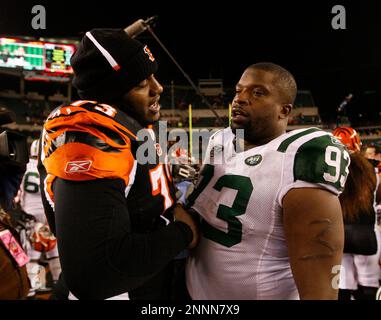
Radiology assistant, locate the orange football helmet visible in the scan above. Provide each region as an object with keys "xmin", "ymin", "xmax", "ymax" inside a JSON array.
[
  {"xmin": 30, "ymin": 223, "xmax": 57, "ymax": 252},
  {"xmin": 332, "ymin": 126, "xmax": 362, "ymax": 153}
]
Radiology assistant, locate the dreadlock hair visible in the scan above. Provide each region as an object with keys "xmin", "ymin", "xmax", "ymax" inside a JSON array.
[{"xmin": 339, "ymin": 152, "xmax": 377, "ymax": 223}]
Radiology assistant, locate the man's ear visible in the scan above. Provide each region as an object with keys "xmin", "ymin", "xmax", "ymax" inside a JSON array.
[{"xmin": 279, "ymin": 104, "xmax": 292, "ymax": 119}]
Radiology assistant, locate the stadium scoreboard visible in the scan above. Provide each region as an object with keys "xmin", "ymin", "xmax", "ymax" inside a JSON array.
[{"xmin": 0, "ymin": 37, "xmax": 76, "ymax": 73}]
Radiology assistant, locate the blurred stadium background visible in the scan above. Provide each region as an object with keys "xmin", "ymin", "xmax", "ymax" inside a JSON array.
[{"xmin": 0, "ymin": 35, "xmax": 380, "ymax": 150}]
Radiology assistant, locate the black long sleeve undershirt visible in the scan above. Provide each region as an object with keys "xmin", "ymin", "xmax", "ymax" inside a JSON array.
[{"xmin": 53, "ymin": 178, "xmax": 192, "ymax": 299}]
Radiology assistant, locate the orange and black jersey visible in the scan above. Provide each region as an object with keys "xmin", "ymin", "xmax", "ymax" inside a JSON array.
[
  {"xmin": 39, "ymin": 100, "xmax": 176, "ymax": 233},
  {"xmin": 37, "ymin": 101, "xmax": 191, "ymax": 299}
]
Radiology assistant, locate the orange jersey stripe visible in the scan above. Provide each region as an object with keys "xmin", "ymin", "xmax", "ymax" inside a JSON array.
[
  {"xmin": 43, "ymin": 142, "xmax": 135, "ymax": 185},
  {"xmin": 46, "ymin": 108, "xmax": 137, "ymax": 142},
  {"xmin": 44, "ymin": 174, "xmax": 56, "ymax": 204}
]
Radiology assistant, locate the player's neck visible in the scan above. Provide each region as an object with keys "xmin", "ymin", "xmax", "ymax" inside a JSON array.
[{"xmin": 234, "ymin": 138, "xmax": 257, "ymax": 152}]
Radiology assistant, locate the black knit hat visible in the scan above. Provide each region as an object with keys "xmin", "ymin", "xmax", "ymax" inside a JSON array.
[{"xmin": 71, "ymin": 28, "xmax": 158, "ymax": 101}]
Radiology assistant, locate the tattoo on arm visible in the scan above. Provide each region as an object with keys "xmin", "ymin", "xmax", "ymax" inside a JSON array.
[{"xmin": 299, "ymin": 219, "xmax": 337, "ymax": 260}]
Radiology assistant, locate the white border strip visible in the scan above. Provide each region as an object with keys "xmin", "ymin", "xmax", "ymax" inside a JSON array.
[
  {"xmin": 124, "ymin": 160, "xmax": 138, "ymax": 198},
  {"xmin": 43, "ymin": 174, "xmax": 55, "ymax": 210}
]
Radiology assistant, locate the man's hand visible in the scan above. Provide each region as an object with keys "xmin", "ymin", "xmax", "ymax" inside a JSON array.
[{"xmin": 173, "ymin": 204, "xmax": 199, "ymax": 249}]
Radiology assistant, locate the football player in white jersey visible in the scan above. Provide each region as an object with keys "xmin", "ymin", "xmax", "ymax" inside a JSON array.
[
  {"xmin": 185, "ymin": 62, "xmax": 349, "ymax": 300},
  {"xmin": 20, "ymin": 140, "xmax": 61, "ymax": 295}
]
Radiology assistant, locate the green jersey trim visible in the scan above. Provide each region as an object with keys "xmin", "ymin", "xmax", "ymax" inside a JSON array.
[
  {"xmin": 293, "ymin": 134, "xmax": 350, "ymax": 192},
  {"xmin": 277, "ymin": 128, "xmax": 321, "ymax": 153}
]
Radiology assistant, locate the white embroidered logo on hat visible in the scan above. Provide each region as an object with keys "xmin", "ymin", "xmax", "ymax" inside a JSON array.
[{"xmin": 143, "ymin": 45, "xmax": 155, "ymax": 62}]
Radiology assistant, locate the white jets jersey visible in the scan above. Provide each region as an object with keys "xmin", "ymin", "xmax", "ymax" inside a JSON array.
[
  {"xmin": 186, "ymin": 127, "xmax": 350, "ymax": 300},
  {"xmin": 20, "ymin": 158, "xmax": 45, "ymax": 222}
]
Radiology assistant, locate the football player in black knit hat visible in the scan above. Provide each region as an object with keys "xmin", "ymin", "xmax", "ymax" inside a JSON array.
[{"xmin": 38, "ymin": 28, "xmax": 198, "ymax": 300}]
